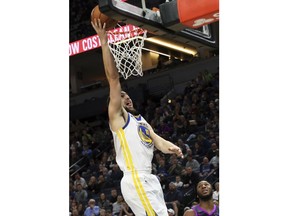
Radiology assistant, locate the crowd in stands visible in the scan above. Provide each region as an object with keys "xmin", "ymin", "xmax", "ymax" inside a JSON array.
[
  {"xmin": 69, "ymin": 71, "xmax": 219, "ymax": 216},
  {"xmin": 70, "ymin": 0, "xmax": 98, "ymax": 42}
]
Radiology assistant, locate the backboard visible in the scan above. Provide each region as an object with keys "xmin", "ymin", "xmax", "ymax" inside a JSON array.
[{"xmin": 98, "ymin": 0, "xmax": 219, "ymax": 51}]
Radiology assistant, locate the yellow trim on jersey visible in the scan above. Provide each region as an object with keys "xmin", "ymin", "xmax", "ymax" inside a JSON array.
[{"xmin": 117, "ymin": 129, "xmax": 155, "ymax": 216}]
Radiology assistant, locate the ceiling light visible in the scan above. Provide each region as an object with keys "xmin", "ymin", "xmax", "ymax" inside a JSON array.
[
  {"xmin": 144, "ymin": 37, "xmax": 197, "ymax": 55},
  {"xmin": 141, "ymin": 47, "xmax": 171, "ymax": 58}
]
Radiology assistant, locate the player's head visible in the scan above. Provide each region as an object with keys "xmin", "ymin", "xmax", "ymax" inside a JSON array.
[
  {"xmin": 121, "ymin": 91, "xmax": 133, "ymax": 108},
  {"xmin": 121, "ymin": 91, "xmax": 139, "ymax": 115},
  {"xmin": 196, "ymin": 180, "xmax": 213, "ymax": 201},
  {"xmin": 106, "ymin": 90, "xmax": 139, "ymax": 115}
]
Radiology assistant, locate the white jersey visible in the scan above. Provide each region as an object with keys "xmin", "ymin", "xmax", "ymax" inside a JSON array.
[
  {"xmin": 111, "ymin": 112, "xmax": 168, "ymax": 216},
  {"xmin": 111, "ymin": 112, "xmax": 154, "ymax": 173}
]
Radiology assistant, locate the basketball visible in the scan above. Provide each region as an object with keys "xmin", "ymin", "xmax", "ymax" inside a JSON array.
[{"xmin": 91, "ymin": 5, "xmax": 118, "ymax": 30}]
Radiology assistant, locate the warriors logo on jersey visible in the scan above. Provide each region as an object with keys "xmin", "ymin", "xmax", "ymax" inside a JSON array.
[{"xmin": 137, "ymin": 122, "xmax": 153, "ymax": 148}]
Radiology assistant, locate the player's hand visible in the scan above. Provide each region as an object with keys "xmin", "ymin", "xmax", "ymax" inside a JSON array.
[
  {"xmin": 168, "ymin": 146, "xmax": 184, "ymax": 158},
  {"xmin": 91, "ymin": 18, "xmax": 108, "ymax": 44}
]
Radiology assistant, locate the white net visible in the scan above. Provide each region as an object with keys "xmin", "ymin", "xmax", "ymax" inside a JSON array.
[{"xmin": 107, "ymin": 26, "xmax": 147, "ymax": 79}]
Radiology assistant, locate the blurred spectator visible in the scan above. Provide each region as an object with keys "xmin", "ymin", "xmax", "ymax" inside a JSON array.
[
  {"xmin": 181, "ymin": 100, "xmax": 190, "ymax": 117},
  {"xmin": 205, "ymin": 118, "xmax": 219, "ymax": 134},
  {"xmin": 165, "ymin": 182, "xmax": 183, "ymax": 216},
  {"xmin": 196, "ymin": 134, "xmax": 210, "ymax": 154},
  {"xmin": 74, "ymin": 124, "xmax": 84, "ymax": 137},
  {"xmin": 176, "ymin": 139, "xmax": 189, "ymax": 156},
  {"xmin": 158, "ymin": 119, "xmax": 173, "ymax": 137},
  {"xmin": 152, "ymin": 152, "xmax": 164, "ymax": 169},
  {"xmin": 191, "ymin": 142, "xmax": 205, "ymax": 161},
  {"xmin": 199, "ymin": 157, "xmax": 215, "ymax": 179},
  {"xmin": 98, "ymin": 164, "xmax": 107, "ymax": 176},
  {"xmin": 207, "ymin": 100, "xmax": 218, "ymax": 120},
  {"xmin": 206, "ymin": 143, "xmax": 218, "ymax": 160},
  {"xmin": 70, "ymin": 200, "xmax": 79, "ymax": 214},
  {"xmin": 70, "ymin": 142, "xmax": 79, "ymax": 154},
  {"xmin": 185, "ymin": 155, "xmax": 200, "ymax": 173},
  {"xmin": 83, "ymin": 158, "xmax": 98, "ymax": 179},
  {"xmin": 99, "ymin": 153, "xmax": 111, "ymax": 170},
  {"xmin": 181, "ymin": 167, "xmax": 200, "ymax": 189},
  {"xmin": 106, "ymin": 209, "xmax": 113, "ymax": 216},
  {"xmin": 71, "ymin": 209, "xmax": 79, "ymax": 216},
  {"xmin": 167, "ymin": 154, "xmax": 177, "ymax": 166},
  {"xmin": 78, "ymin": 203, "xmax": 85, "ymax": 215},
  {"xmin": 109, "ymin": 188, "xmax": 118, "ymax": 205},
  {"xmin": 183, "ymin": 148, "xmax": 193, "ymax": 158},
  {"xmin": 99, "ymin": 208, "xmax": 106, "ymax": 216},
  {"xmin": 119, "ymin": 201, "xmax": 134, "ymax": 216},
  {"xmin": 112, "ymin": 195, "xmax": 124, "ymax": 216},
  {"xmin": 104, "ymin": 167, "xmax": 115, "ymax": 188},
  {"xmin": 97, "ymin": 174, "xmax": 110, "ymax": 189},
  {"xmin": 98, "ymin": 193, "xmax": 111, "ymax": 211},
  {"xmin": 144, "ymin": 98, "xmax": 157, "ymax": 122},
  {"xmin": 186, "ymin": 133, "xmax": 197, "ymax": 143},
  {"xmin": 158, "ymin": 173, "xmax": 170, "ymax": 193},
  {"xmin": 70, "ymin": 150, "xmax": 80, "ymax": 172},
  {"xmin": 87, "ymin": 176, "xmax": 101, "ymax": 199},
  {"xmin": 209, "ymin": 149, "xmax": 219, "ymax": 169},
  {"xmin": 74, "ymin": 183, "xmax": 88, "ymax": 206},
  {"xmin": 82, "ymin": 128, "xmax": 93, "ymax": 143},
  {"xmin": 82, "ymin": 141, "xmax": 93, "ymax": 160},
  {"xmin": 174, "ymin": 175, "xmax": 183, "ymax": 189},
  {"xmin": 109, "ymin": 164, "xmax": 123, "ymax": 183},
  {"xmin": 213, "ymin": 182, "xmax": 219, "ymax": 204},
  {"xmin": 84, "ymin": 199, "xmax": 100, "ymax": 216},
  {"xmin": 107, "ymin": 148, "xmax": 117, "ymax": 169},
  {"xmin": 70, "ymin": 181, "xmax": 76, "ymax": 201},
  {"xmin": 168, "ymin": 157, "xmax": 183, "ymax": 176},
  {"xmin": 172, "ymin": 109, "xmax": 187, "ymax": 138},
  {"xmin": 215, "ymin": 133, "xmax": 219, "ymax": 146},
  {"xmin": 74, "ymin": 173, "xmax": 88, "ymax": 190},
  {"xmin": 156, "ymin": 157, "xmax": 169, "ymax": 177}
]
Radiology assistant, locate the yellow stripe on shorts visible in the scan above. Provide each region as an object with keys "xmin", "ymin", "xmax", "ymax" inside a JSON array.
[{"xmin": 117, "ymin": 129, "xmax": 155, "ymax": 216}]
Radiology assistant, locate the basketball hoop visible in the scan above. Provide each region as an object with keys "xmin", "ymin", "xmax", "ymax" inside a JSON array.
[{"xmin": 107, "ymin": 26, "xmax": 147, "ymax": 79}]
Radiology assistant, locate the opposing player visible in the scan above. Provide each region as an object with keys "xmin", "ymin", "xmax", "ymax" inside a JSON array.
[
  {"xmin": 184, "ymin": 180, "xmax": 219, "ymax": 216},
  {"xmin": 91, "ymin": 18, "xmax": 183, "ymax": 216}
]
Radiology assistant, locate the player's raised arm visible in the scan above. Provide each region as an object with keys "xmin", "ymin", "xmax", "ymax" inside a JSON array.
[{"xmin": 91, "ymin": 19, "xmax": 124, "ymax": 126}]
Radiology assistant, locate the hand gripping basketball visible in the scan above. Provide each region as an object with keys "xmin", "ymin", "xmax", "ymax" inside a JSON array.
[{"xmin": 91, "ymin": 5, "xmax": 118, "ymax": 30}]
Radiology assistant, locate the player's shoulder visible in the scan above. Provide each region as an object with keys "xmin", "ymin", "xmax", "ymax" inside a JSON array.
[
  {"xmin": 109, "ymin": 107, "xmax": 129, "ymax": 130},
  {"xmin": 183, "ymin": 209, "xmax": 196, "ymax": 216}
]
